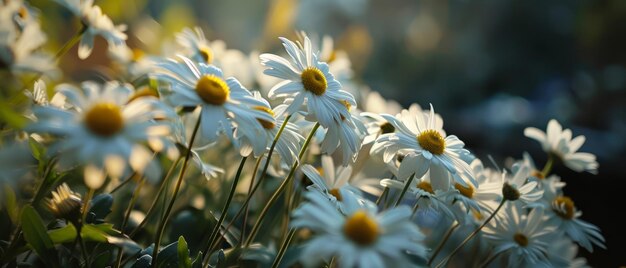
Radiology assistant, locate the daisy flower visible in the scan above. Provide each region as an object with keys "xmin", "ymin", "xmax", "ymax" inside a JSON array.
[
  {"xmin": 175, "ymin": 27, "xmax": 253, "ymax": 87},
  {"xmin": 524, "ymin": 119, "xmax": 598, "ymax": 174},
  {"xmin": 0, "ymin": 3, "xmax": 57, "ymax": 76},
  {"xmin": 380, "ymin": 175, "xmax": 456, "ymax": 220},
  {"xmin": 291, "ymin": 188, "xmax": 427, "ymax": 268},
  {"xmin": 47, "ymin": 183, "xmax": 82, "ymax": 222},
  {"xmin": 319, "ymin": 104, "xmax": 366, "ymax": 166},
  {"xmin": 152, "ymin": 56, "xmax": 274, "ymax": 148},
  {"xmin": 501, "ymin": 163, "xmax": 543, "ymax": 205},
  {"xmin": 300, "ymin": 155, "xmax": 379, "ymax": 207},
  {"xmin": 446, "ymin": 158, "xmax": 503, "ymax": 216},
  {"xmin": 483, "ymin": 204, "xmax": 555, "ymax": 266},
  {"xmin": 371, "ymin": 104, "xmax": 476, "ymax": 191},
  {"xmin": 27, "ymin": 81, "xmax": 174, "ymax": 189},
  {"xmin": 537, "ymin": 238, "xmax": 590, "ymax": 268},
  {"xmin": 545, "ymin": 195, "xmax": 605, "ymax": 252},
  {"xmin": 259, "ymin": 34, "xmax": 355, "ymax": 128},
  {"xmin": 233, "ymin": 91, "xmax": 304, "ymax": 165},
  {"xmin": 54, "ymin": 0, "xmax": 127, "ymax": 59}
]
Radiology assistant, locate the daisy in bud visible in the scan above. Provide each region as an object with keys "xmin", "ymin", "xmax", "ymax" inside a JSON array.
[
  {"xmin": 53, "ymin": 0, "xmax": 127, "ymax": 59},
  {"xmin": 371, "ymin": 104, "xmax": 476, "ymax": 191},
  {"xmin": 27, "ymin": 81, "xmax": 174, "ymax": 189},
  {"xmin": 483, "ymin": 204, "xmax": 555, "ymax": 266},
  {"xmin": 524, "ymin": 119, "xmax": 598, "ymax": 174},
  {"xmin": 152, "ymin": 56, "xmax": 274, "ymax": 148},
  {"xmin": 546, "ymin": 195, "xmax": 605, "ymax": 252},
  {"xmin": 291, "ymin": 188, "xmax": 427, "ymax": 268},
  {"xmin": 259, "ymin": 34, "xmax": 355, "ymax": 128},
  {"xmin": 47, "ymin": 183, "xmax": 82, "ymax": 223},
  {"xmin": 233, "ymin": 91, "xmax": 304, "ymax": 165}
]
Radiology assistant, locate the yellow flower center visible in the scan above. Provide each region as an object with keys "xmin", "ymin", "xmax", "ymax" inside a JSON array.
[
  {"xmin": 18, "ymin": 6, "xmax": 28, "ymax": 19},
  {"xmin": 380, "ymin": 122, "xmax": 395, "ymax": 134},
  {"xmin": 130, "ymin": 48, "xmax": 145, "ymax": 62},
  {"xmin": 127, "ymin": 87, "xmax": 158, "ymax": 103},
  {"xmin": 513, "ymin": 233, "xmax": 529, "ymax": 247},
  {"xmin": 416, "ymin": 181, "xmax": 434, "ymax": 194},
  {"xmin": 195, "ymin": 75, "xmax": 230, "ymax": 105},
  {"xmin": 343, "ymin": 210, "xmax": 379, "ymax": 246},
  {"xmin": 84, "ymin": 103, "xmax": 124, "ymax": 137},
  {"xmin": 502, "ymin": 183, "xmax": 520, "ymax": 201},
  {"xmin": 531, "ymin": 170, "xmax": 545, "ymax": 179},
  {"xmin": 301, "ymin": 67, "xmax": 327, "ymax": 96},
  {"xmin": 454, "ymin": 183, "xmax": 474, "ymax": 199},
  {"xmin": 552, "ymin": 196, "xmax": 575, "ymax": 220},
  {"xmin": 329, "ymin": 188, "xmax": 342, "ymax": 201},
  {"xmin": 417, "ymin": 129, "xmax": 445, "ymax": 155},
  {"xmin": 199, "ymin": 46, "xmax": 213, "ymax": 63},
  {"xmin": 252, "ymin": 106, "xmax": 276, "ymax": 129}
]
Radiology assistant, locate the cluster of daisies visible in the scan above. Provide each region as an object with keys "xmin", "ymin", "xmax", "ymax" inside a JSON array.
[{"xmin": 0, "ymin": 0, "xmax": 605, "ymax": 267}]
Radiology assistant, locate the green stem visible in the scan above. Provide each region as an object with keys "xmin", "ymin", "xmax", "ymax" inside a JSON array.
[
  {"xmin": 435, "ymin": 199, "xmax": 506, "ymax": 268},
  {"xmin": 115, "ymin": 176, "xmax": 146, "ymax": 268},
  {"xmin": 129, "ymin": 157, "xmax": 182, "ymax": 238},
  {"xmin": 151, "ymin": 115, "xmax": 202, "ymax": 267},
  {"xmin": 55, "ymin": 24, "xmax": 87, "ymax": 60},
  {"xmin": 109, "ymin": 172, "xmax": 137, "ymax": 195},
  {"xmin": 394, "ymin": 174, "xmax": 416, "ymax": 207},
  {"xmin": 202, "ymin": 156, "xmax": 248, "ymax": 263},
  {"xmin": 208, "ymin": 115, "xmax": 293, "ymax": 250},
  {"xmin": 478, "ymin": 249, "xmax": 503, "ymax": 268},
  {"xmin": 375, "ymin": 187, "xmax": 389, "ymax": 206},
  {"xmin": 75, "ymin": 223, "xmax": 90, "ymax": 268},
  {"xmin": 270, "ymin": 228, "xmax": 296, "ymax": 268},
  {"xmin": 541, "ymin": 154, "xmax": 554, "ymax": 178},
  {"xmin": 244, "ymin": 123, "xmax": 320, "ymax": 247},
  {"xmin": 427, "ymin": 221, "xmax": 459, "ymax": 266},
  {"xmin": 240, "ymin": 156, "xmax": 263, "ymax": 242}
]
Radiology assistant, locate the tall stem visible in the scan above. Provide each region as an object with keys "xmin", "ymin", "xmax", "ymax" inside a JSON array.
[
  {"xmin": 55, "ymin": 24, "xmax": 87, "ymax": 60},
  {"xmin": 240, "ymin": 156, "xmax": 263, "ymax": 242},
  {"xmin": 270, "ymin": 228, "xmax": 296, "ymax": 268},
  {"xmin": 202, "ymin": 156, "xmax": 248, "ymax": 263},
  {"xmin": 115, "ymin": 176, "xmax": 145, "ymax": 268},
  {"xmin": 435, "ymin": 199, "xmax": 506, "ymax": 268},
  {"xmin": 394, "ymin": 174, "xmax": 415, "ymax": 207},
  {"xmin": 151, "ymin": 115, "xmax": 202, "ymax": 267},
  {"xmin": 244, "ymin": 123, "xmax": 320, "ymax": 247},
  {"xmin": 129, "ymin": 158, "xmax": 182, "ymax": 238},
  {"xmin": 209, "ymin": 115, "xmax": 293, "ymax": 249},
  {"xmin": 541, "ymin": 154, "xmax": 554, "ymax": 177},
  {"xmin": 427, "ymin": 221, "xmax": 459, "ymax": 266}
]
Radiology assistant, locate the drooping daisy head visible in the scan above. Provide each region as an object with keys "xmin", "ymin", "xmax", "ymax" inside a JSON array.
[
  {"xmin": 291, "ymin": 188, "xmax": 427, "ymax": 268},
  {"xmin": 371, "ymin": 104, "xmax": 476, "ymax": 192},
  {"xmin": 524, "ymin": 119, "xmax": 598, "ymax": 174},
  {"xmin": 259, "ymin": 34, "xmax": 356, "ymax": 128},
  {"xmin": 27, "ymin": 81, "xmax": 174, "ymax": 189},
  {"xmin": 501, "ymin": 163, "xmax": 543, "ymax": 205},
  {"xmin": 152, "ymin": 56, "xmax": 274, "ymax": 147},
  {"xmin": 545, "ymin": 195, "xmax": 606, "ymax": 252},
  {"xmin": 53, "ymin": 0, "xmax": 127, "ymax": 59}
]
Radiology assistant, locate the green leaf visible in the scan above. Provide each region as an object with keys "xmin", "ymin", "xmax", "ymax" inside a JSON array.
[
  {"xmin": 177, "ymin": 236, "xmax": 191, "ymax": 268},
  {"xmin": 28, "ymin": 136, "xmax": 46, "ymax": 162},
  {"xmin": 48, "ymin": 223, "xmax": 140, "ymax": 253},
  {"xmin": 21, "ymin": 205, "xmax": 58, "ymax": 267},
  {"xmin": 0, "ymin": 102, "xmax": 27, "ymax": 129},
  {"xmin": 156, "ymin": 241, "xmax": 179, "ymax": 268},
  {"xmin": 3, "ymin": 185, "xmax": 19, "ymax": 223}
]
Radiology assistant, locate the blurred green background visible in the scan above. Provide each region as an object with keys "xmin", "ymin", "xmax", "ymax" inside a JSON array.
[{"xmin": 32, "ymin": 0, "xmax": 626, "ymax": 266}]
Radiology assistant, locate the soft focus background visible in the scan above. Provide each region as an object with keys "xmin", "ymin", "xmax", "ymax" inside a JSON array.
[{"xmin": 32, "ymin": 0, "xmax": 626, "ymax": 266}]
